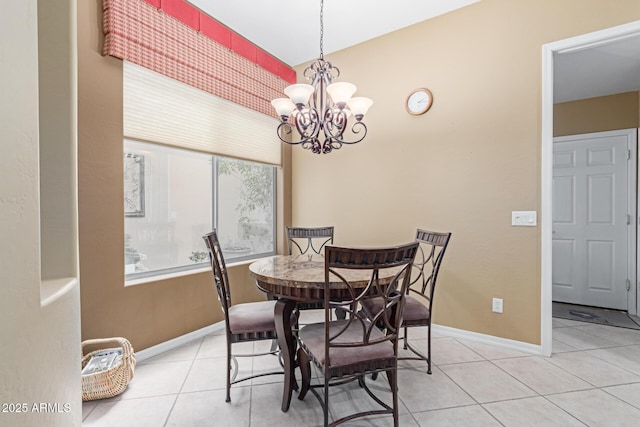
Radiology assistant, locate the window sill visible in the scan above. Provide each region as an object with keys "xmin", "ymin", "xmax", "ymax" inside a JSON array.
[{"xmin": 124, "ymin": 257, "xmax": 269, "ymax": 287}]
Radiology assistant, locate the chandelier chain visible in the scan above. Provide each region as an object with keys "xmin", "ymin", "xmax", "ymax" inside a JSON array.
[{"xmin": 319, "ymin": 0, "xmax": 324, "ymax": 59}]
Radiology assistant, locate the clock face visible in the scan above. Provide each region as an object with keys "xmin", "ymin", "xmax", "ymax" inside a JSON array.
[{"xmin": 406, "ymin": 89, "xmax": 433, "ymax": 115}]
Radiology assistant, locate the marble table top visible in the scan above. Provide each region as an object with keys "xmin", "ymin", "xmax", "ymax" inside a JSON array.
[{"xmin": 249, "ymin": 254, "xmax": 401, "ymax": 301}]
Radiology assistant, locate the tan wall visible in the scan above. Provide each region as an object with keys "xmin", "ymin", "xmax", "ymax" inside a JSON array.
[
  {"xmin": 292, "ymin": 0, "xmax": 640, "ymax": 344},
  {"xmin": 77, "ymin": 0, "xmax": 291, "ymax": 351},
  {"xmin": 554, "ymin": 92, "xmax": 640, "ymax": 136}
]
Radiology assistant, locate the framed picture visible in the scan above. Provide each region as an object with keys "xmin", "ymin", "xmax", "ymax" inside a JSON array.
[{"xmin": 124, "ymin": 153, "xmax": 145, "ymax": 217}]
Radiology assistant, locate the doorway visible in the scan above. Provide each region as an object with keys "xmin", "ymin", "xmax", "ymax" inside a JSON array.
[{"xmin": 542, "ymin": 21, "xmax": 640, "ymax": 357}]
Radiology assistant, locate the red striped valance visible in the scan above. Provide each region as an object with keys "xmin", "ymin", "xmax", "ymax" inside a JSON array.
[{"xmin": 102, "ymin": 0, "xmax": 294, "ymax": 118}]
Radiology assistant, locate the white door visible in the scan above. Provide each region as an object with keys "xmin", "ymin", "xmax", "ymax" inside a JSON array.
[{"xmin": 552, "ymin": 130, "xmax": 633, "ymax": 310}]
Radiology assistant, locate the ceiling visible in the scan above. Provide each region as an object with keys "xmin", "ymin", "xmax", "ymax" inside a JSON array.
[
  {"xmin": 189, "ymin": 0, "xmax": 640, "ymax": 103},
  {"xmin": 554, "ymin": 34, "xmax": 640, "ymax": 103},
  {"xmin": 188, "ymin": 0, "xmax": 481, "ymax": 66}
]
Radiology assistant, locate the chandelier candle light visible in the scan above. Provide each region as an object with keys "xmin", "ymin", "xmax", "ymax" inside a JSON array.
[{"xmin": 271, "ymin": 0, "xmax": 373, "ymax": 154}]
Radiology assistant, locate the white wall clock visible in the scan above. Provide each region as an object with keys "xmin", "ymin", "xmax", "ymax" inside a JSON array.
[{"xmin": 405, "ymin": 88, "xmax": 433, "ymax": 115}]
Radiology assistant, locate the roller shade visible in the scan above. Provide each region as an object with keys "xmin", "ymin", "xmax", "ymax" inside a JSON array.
[{"xmin": 124, "ymin": 61, "xmax": 281, "ymax": 166}]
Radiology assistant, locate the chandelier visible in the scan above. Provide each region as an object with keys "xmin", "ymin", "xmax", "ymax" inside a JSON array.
[{"xmin": 271, "ymin": 0, "xmax": 373, "ymax": 154}]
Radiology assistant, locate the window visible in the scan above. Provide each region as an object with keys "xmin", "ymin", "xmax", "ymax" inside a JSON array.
[
  {"xmin": 122, "ymin": 61, "xmax": 281, "ymax": 281},
  {"xmin": 216, "ymin": 157, "xmax": 275, "ymax": 259},
  {"xmin": 124, "ymin": 140, "xmax": 276, "ymax": 280}
]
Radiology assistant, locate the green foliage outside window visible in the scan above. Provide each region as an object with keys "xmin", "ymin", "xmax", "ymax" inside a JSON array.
[{"xmin": 217, "ymin": 158, "xmax": 273, "ymax": 217}]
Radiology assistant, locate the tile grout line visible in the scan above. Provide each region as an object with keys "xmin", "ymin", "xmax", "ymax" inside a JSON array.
[
  {"xmin": 546, "ymin": 347, "xmax": 640, "ymax": 387},
  {"xmin": 600, "ymin": 384, "xmax": 640, "ymax": 411},
  {"xmin": 434, "ymin": 337, "xmax": 508, "ymax": 426},
  {"xmin": 81, "ymin": 402, "xmax": 97, "ymax": 422},
  {"xmin": 489, "ymin": 329, "xmax": 640, "ymax": 425},
  {"xmin": 162, "ymin": 337, "xmax": 206, "ymax": 427}
]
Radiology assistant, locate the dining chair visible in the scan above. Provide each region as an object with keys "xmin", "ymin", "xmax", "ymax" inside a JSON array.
[
  {"xmin": 267, "ymin": 226, "xmax": 336, "ymax": 354},
  {"xmin": 361, "ymin": 229, "xmax": 452, "ymax": 374},
  {"xmin": 296, "ymin": 242, "xmax": 419, "ymax": 427},
  {"xmin": 202, "ymin": 230, "xmax": 283, "ymax": 402},
  {"xmin": 286, "ymin": 226, "xmax": 335, "ymax": 315},
  {"xmin": 286, "ymin": 226, "xmax": 334, "ymax": 256}
]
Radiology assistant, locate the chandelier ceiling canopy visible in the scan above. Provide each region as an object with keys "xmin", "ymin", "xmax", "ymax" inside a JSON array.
[{"xmin": 271, "ymin": 0, "xmax": 373, "ymax": 154}]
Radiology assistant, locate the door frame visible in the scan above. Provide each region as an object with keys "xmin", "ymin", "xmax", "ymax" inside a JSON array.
[
  {"xmin": 542, "ymin": 20, "xmax": 640, "ymax": 357},
  {"xmin": 552, "ymin": 129, "xmax": 637, "ymax": 312}
]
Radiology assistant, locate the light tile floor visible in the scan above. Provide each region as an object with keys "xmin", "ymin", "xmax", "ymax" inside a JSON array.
[{"xmin": 82, "ymin": 314, "xmax": 640, "ymax": 426}]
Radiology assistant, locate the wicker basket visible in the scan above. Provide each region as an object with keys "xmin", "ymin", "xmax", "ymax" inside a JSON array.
[{"xmin": 81, "ymin": 337, "xmax": 136, "ymax": 401}]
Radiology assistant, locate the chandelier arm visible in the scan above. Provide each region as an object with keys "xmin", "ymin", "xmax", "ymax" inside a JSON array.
[
  {"xmin": 275, "ymin": 122, "xmax": 323, "ymax": 147},
  {"xmin": 275, "ymin": 108, "xmax": 324, "ymax": 146},
  {"xmin": 322, "ymin": 118, "xmax": 367, "ymax": 146},
  {"xmin": 275, "ymin": 122, "xmax": 308, "ymax": 146}
]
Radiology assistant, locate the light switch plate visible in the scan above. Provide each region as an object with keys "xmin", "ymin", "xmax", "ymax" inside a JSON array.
[{"xmin": 512, "ymin": 211, "xmax": 537, "ymax": 226}]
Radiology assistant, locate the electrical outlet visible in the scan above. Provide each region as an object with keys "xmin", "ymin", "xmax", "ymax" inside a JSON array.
[{"xmin": 492, "ymin": 298, "xmax": 503, "ymax": 313}]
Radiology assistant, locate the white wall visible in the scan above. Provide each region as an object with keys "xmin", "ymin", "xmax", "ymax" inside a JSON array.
[{"xmin": 0, "ymin": 1, "xmax": 81, "ymax": 426}]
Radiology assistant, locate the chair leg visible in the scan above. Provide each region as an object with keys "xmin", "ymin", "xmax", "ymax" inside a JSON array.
[
  {"xmin": 323, "ymin": 375, "xmax": 330, "ymax": 427},
  {"xmin": 387, "ymin": 368, "xmax": 399, "ymax": 427},
  {"xmin": 403, "ymin": 325, "xmax": 409, "ymax": 350},
  {"xmin": 427, "ymin": 324, "xmax": 432, "ymax": 374},
  {"xmin": 358, "ymin": 374, "xmax": 366, "ymax": 388},
  {"xmin": 226, "ymin": 340, "xmax": 232, "ymax": 402},
  {"xmin": 297, "ymin": 348, "xmax": 311, "ymax": 400},
  {"xmin": 294, "ymin": 306, "xmax": 301, "ymax": 330}
]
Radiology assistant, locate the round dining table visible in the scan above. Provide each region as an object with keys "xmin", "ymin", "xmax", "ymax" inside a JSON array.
[{"xmin": 248, "ymin": 253, "xmax": 398, "ymax": 412}]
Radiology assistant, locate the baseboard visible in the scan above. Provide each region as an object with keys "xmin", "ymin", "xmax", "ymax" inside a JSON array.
[
  {"xmin": 134, "ymin": 322, "xmax": 224, "ymax": 362},
  {"xmin": 432, "ymin": 324, "xmax": 543, "ymax": 356},
  {"xmin": 135, "ymin": 321, "xmax": 542, "ymax": 362}
]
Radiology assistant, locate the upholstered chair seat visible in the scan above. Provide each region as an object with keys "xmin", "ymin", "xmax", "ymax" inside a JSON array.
[
  {"xmin": 227, "ymin": 300, "xmax": 277, "ymax": 335},
  {"xmin": 362, "ymin": 295, "xmax": 431, "ymax": 327},
  {"xmin": 299, "ymin": 320, "xmax": 395, "ymax": 372}
]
